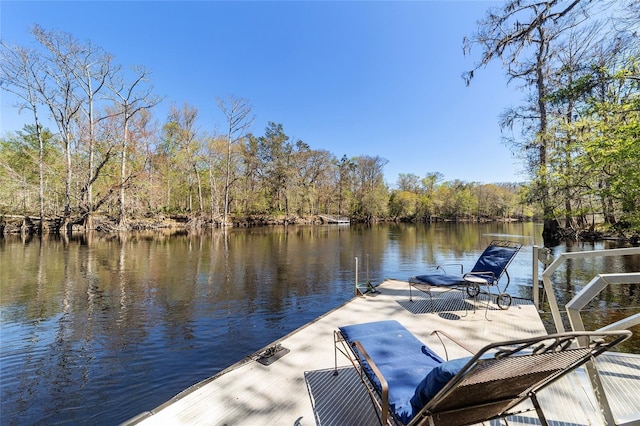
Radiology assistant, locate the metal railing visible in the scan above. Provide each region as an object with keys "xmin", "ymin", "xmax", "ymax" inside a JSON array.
[
  {"xmin": 533, "ymin": 246, "xmax": 640, "ymax": 425},
  {"xmin": 567, "ymin": 272, "xmax": 640, "ymax": 333},
  {"xmin": 534, "ymin": 246, "xmax": 640, "ymax": 333}
]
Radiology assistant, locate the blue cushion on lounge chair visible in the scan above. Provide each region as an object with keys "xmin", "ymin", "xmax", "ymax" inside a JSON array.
[
  {"xmin": 411, "ymin": 273, "xmax": 466, "ymax": 287},
  {"xmin": 339, "ymin": 320, "xmax": 444, "ymax": 424},
  {"xmin": 410, "ymin": 356, "xmax": 471, "ymax": 416}
]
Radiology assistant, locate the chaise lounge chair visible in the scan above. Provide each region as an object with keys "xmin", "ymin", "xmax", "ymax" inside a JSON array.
[
  {"xmin": 333, "ymin": 319, "xmax": 631, "ymax": 426},
  {"xmin": 408, "ymin": 240, "xmax": 522, "ymax": 311}
]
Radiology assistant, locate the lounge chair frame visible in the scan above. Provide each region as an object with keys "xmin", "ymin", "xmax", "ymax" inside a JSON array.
[
  {"xmin": 409, "ymin": 240, "xmax": 523, "ymax": 312},
  {"xmin": 334, "ymin": 323, "xmax": 631, "ymax": 426}
]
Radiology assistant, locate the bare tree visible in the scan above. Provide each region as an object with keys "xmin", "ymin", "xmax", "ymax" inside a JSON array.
[
  {"xmin": 31, "ymin": 25, "xmax": 86, "ymax": 230},
  {"xmin": 216, "ymin": 96, "xmax": 253, "ymax": 227},
  {"xmin": 107, "ymin": 66, "xmax": 161, "ymax": 227},
  {"xmin": 163, "ymin": 103, "xmax": 204, "ymax": 215},
  {"xmin": 205, "ymin": 135, "xmax": 226, "ymax": 218},
  {"xmin": 0, "ymin": 42, "xmax": 48, "ymax": 231},
  {"xmin": 64, "ymin": 38, "xmax": 116, "ymax": 230}
]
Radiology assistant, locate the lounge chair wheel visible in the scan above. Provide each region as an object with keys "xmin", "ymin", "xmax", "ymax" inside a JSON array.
[
  {"xmin": 497, "ymin": 293, "xmax": 512, "ymax": 309},
  {"xmin": 466, "ymin": 283, "xmax": 480, "ymax": 297}
]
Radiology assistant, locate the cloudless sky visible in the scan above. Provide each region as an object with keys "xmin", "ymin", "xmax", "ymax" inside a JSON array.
[{"xmin": 1, "ymin": 1, "xmax": 528, "ymax": 187}]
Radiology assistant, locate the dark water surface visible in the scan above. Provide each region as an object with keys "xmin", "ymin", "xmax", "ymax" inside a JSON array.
[{"xmin": 1, "ymin": 222, "xmax": 639, "ymax": 425}]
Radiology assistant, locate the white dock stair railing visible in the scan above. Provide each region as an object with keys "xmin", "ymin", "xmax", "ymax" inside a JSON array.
[
  {"xmin": 536, "ymin": 246, "xmax": 640, "ymax": 426},
  {"xmin": 567, "ymin": 271, "xmax": 640, "ymax": 426}
]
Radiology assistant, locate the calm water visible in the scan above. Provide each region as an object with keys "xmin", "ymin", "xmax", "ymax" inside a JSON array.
[{"xmin": 1, "ymin": 222, "xmax": 639, "ymax": 425}]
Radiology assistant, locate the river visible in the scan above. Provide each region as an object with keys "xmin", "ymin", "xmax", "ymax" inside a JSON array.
[{"xmin": 1, "ymin": 222, "xmax": 638, "ymax": 425}]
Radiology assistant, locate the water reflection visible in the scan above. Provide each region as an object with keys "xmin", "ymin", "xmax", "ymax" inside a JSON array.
[{"xmin": 1, "ymin": 223, "xmax": 638, "ymax": 425}]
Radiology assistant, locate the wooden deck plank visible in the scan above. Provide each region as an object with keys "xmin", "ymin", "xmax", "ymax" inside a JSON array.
[{"xmin": 128, "ymin": 279, "xmax": 635, "ymax": 426}]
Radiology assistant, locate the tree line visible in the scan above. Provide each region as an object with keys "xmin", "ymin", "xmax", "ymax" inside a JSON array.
[
  {"xmin": 0, "ymin": 25, "xmax": 523, "ymax": 233},
  {"xmin": 2, "ymin": 0, "xmax": 639, "ymax": 236},
  {"xmin": 0, "ymin": 118, "xmax": 526, "ymax": 230}
]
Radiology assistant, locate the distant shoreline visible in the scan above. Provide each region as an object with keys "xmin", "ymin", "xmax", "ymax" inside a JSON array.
[{"xmin": 2, "ymin": 213, "xmax": 637, "ymax": 245}]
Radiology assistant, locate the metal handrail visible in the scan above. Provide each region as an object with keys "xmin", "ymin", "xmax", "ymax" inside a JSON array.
[
  {"xmin": 536, "ymin": 246, "xmax": 640, "ymax": 426},
  {"xmin": 532, "ymin": 246, "xmax": 554, "ymax": 309},
  {"xmin": 565, "ymin": 270, "xmax": 640, "ymax": 426},
  {"xmin": 539, "ymin": 247, "xmax": 640, "ymax": 333},
  {"xmin": 567, "ymin": 272, "xmax": 640, "ymax": 333}
]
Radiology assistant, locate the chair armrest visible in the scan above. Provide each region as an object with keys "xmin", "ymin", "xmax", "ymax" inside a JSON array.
[
  {"xmin": 430, "ymin": 330, "xmax": 476, "ymax": 360},
  {"xmin": 354, "ymin": 340, "xmax": 389, "ymax": 423},
  {"xmin": 437, "ymin": 263, "xmax": 464, "ymax": 274},
  {"xmin": 464, "ymin": 271, "xmax": 496, "ymax": 284}
]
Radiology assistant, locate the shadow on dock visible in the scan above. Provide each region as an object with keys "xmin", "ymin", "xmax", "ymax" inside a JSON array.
[{"xmin": 304, "ymin": 367, "xmax": 381, "ymax": 426}]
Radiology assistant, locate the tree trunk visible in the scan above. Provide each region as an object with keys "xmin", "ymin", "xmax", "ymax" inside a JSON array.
[
  {"xmin": 35, "ymin": 118, "xmax": 45, "ymax": 234},
  {"xmin": 119, "ymin": 116, "xmax": 128, "ymax": 227},
  {"xmin": 223, "ymin": 137, "xmax": 232, "ymax": 227},
  {"xmin": 534, "ymin": 26, "xmax": 558, "ymax": 239},
  {"xmin": 193, "ymin": 163, "xmax": 203, "ymax": 213},
  {"xmin": 208, "ymin": 167, "xmax": 220, "ymax": 221},
  {"xmin": 64, "ymin": 133, "xmax": 72, "ymax": 220},
  {"xmin": 85, "ymin": 91, "xmax": 95, "ymax": 233}
]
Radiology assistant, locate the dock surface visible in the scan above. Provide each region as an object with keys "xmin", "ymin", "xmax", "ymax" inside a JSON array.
[{"xmin": 129, "ymin": 279, "xmax": 639, "ymax": 426}]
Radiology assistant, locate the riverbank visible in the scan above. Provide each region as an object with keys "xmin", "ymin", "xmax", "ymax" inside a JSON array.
[
  {"xmin": 1, "ymin": 212, "xmax": 638, "ymax": 245},
  {"xmin": 0, "ymin": 213, "xmax": 333, "ymax": 234}
]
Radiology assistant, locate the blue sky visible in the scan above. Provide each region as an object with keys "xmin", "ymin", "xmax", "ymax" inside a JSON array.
[{"xmin": 1, "ymin": 1, "xmax": 526, "ymax": 186}]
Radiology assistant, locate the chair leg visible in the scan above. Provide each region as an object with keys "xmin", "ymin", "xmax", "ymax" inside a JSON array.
[
  {"xmin": 530, "ymin": 392, "xmax": 550, "ymax": 426},
  {"xmin": 482, "ymin": 283, "xmax": 493, "ymax": 320},
  {"xmin": 333, "ymin": 331, "xmax": 340, "ymax": 376},
  {"xmin": 468, "ymin": 283, "xmax": 479, "ymax": 314},
  {"xmin": 427, "ymin": 290, "xmax": 434, "ymax": 314}
]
